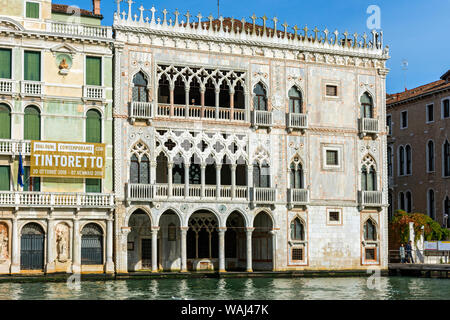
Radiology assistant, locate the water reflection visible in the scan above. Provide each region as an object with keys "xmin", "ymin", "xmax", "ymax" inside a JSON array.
[{"xmin": 0, "ymin": 277, "xmax": 448, "ymax": 300}]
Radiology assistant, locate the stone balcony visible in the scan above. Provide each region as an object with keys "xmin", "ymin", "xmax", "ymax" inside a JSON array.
[
  {"xmin": 126, "ymin": 183, "xmax": 249, "ymax": 203},
  {"xmin": 287, "ymin": 113, "xmax": 308, "ymax": 132},
  {"xmin": 287, "ymin": 188, "xmax": 309, "ymax": 208},
  {"xmin": 0, "ymin": 79, "xmax": 17, "ymax": 96},
  {"xmin": 83, "ymin": 85, "xmax": 105, "ymax": 102},
  {"xmin": 155, "ymin": 104, "xmax": 247, "ymax": 122},
  {"xmin": 48, "ymin": 21, "xmax": 113, "ymax": 39},
  {"xmin": 250, "ymin": 187, "xmax": 277, "ymax": 208},
  {"xmin": 130, "ymin": 101, "xmax": 153, "ymax": 123},
  {"xmin": 252, "ymin": 110, "xmax": 273, "ymax": 130},
  {"xmin": 21, "ymin": 80, "xmax": 43, "ymax": 97},
  {"xmin": 358, "ymin": 117, "xmax": 379, "ymax": 138},
  {"xmin": 0, "ymin": 140, "xmax": 31, "ymax": 156},
  {"xmin": 0, "ymin": 191, "xmax": 114, "ymax": 210},
  {"xmin": 358, "ymin": 190, "xmax": 383, "ymax": 210}
]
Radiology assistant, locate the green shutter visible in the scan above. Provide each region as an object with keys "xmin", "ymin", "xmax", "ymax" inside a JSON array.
[
  {"xmin": 86, "ymin": 57, "xmax": 101, "ymax": 86},
  {"xmin": 0, "ymin": 49, "xmax": 11, "ymax": 79},
  {"xmin": 26, "ymin": 2, "xmax": 39, "ymax": 18},
  {"xmin": 24, "ymin": 51, "xmax": 40, "ymax": 81},
  {"xmin": 0, "ymin": 166, "xmax": 10, "ymax": 191},
  {"xmin": 0, "ymin": 104, "xmax": 11, "ymax": 139},
  {"xmin": 86, "ymin": 110, "xmax": 101, "ymax": 143},
  {"xmin": 85, "ymin": 179, "xmax": 101, "ymax": 193},
  {"xmin": 24, "ymin": 106, "xmax": 40, "ymax": 140}
]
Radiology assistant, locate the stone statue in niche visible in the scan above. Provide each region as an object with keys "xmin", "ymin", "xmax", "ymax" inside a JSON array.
[
  {"xmin": 0, "ymin": 225, "xmax": 8, "ymax": 260},
  {"xmin": 55, "ymin": 224, "xmax": 69, "ymax": 263}
]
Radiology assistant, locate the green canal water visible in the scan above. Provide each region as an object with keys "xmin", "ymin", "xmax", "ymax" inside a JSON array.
[{"xmin": 0, "ymin": 277, "xmax": 448, "ymax": 300}]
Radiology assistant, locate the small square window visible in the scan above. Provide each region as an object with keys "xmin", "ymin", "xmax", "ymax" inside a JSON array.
[
  {"xmin": 426, "ymin": 104, "xmax": 434, "ymax": 122},
  {"xmin": 326, "ymin": 85, "xmax": 338, "ymax": 97},
  {"xmin": 26, "ymin": 2, "xmax": 40, "ymax": 19},
  {"xmin": 400, "ymin": 111, "xmax": 408, "ymax": 129},
  {"xmin": 326, "ymin": 150, "xmax": 338, "ymax": 166},
  {"xmin": 292, "ymin": 248, "xmax": 304, "ymax": 261},
  {"xmin": 329, "ymin": 211, "xmax": 340, "ymax": 222},
  {"xmin": 443, "ymin": 99, "xmax": 450, "ymax": 119},
  {"xmin": 365, "ymin": 248, "xmax": 376, "ymax": 260}
]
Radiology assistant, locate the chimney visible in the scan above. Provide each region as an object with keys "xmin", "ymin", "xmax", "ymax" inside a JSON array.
[{"xmin": 92, "ymin": 0, "xmax": 101, "ymax": 15}]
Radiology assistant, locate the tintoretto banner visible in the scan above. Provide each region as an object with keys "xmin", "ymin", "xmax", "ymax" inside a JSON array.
[{"xmin": 30, "ymin": 140, "xmax": 106, "ymax": 178}]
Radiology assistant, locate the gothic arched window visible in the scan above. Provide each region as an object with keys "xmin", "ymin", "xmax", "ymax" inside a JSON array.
[
  {"xmin": 364, "ymin": 219, "xmax": 377, "ymax": 241},
  {"xmin": 290, "ymin": 161, "xmax": 304, "ymax": 189},
  {"xmin": 288, "ymin": 86, "xmax": 302, "ymax": 114},
  {"xmin": 132, "ymin": 72, "xmax": 148, "ymax": 102},
  {"xmin": 427, "ymin": 140, "xmax": 435, "ymax": 172},
  {"xmin": 361, "ymin": 156, "xmax": 377, "ymax": 191},
  {"xmin": 253, "ymin": 83, "xmax": 267, "ymax": 111},
  {"xmin": 130, "ymin": 154, "xmax": 150, "ymax": 184},
  {"xmin": 290, "ymin": 218, "xmax": 304, "ymax": 241},
  {"xmin": 360, "ymin": 92, "xmax": 374, "ymax": 118}
]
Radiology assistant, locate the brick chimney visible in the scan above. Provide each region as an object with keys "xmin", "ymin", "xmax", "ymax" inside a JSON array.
[{"xmin": 92, "ymin": 0, "xmax": 101, "ymax": 15}]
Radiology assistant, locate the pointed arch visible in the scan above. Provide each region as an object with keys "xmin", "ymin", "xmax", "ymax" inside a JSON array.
[
  {"xmin": 288, "ymin": 85, "xmax": 303, "ymax": 113},
  {"xmin": 131, "ymin": 71, "xmax": 149, "ymax": 102},
  {"xmin": 363, "ymin": 218, "xmax": 377, "ymax": 241},
  {"xmin": 290, "ymin": 216, "xmax": 305, "ymax": 241},
  {"xmin": 253, "ymin": 82, "xmax": 268, "ymax": 111}
]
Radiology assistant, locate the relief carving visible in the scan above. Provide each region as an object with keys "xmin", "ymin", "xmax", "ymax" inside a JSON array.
[
  {"xmin": 0, "ymin": 223, "xmax": 8, "ymax": 260},
  {"xmin": 55, "ymin": 223, "xmax": 70, "ymax": 263}
]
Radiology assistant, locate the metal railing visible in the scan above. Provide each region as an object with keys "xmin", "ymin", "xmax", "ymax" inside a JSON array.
[
  {"xmin": 0, "ymin": 191, "xmax": 114, "ymax": 208},
  {"xmin": 388, "ymin": 249, "xmax": 450, "ymax": 264}
]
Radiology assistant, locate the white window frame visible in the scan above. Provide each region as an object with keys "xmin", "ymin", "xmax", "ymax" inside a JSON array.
[
  {"xmin": 400, "ymin": 110, "xmax": 408, "ymax": 129},
  {"xmin": 441, "ymin": 97, "xmax": 450, "ymax": 119},
  {"xmin": 322, "ymin": 145, "xmax": 343, "ymax": 171},
  {"xmin": 326, "ymin": 208, "xmax": 343, "ymax": 225},
  {"xmin": 426, "ymin": 103, "xmax": 434, "ymax": 123},
  {"xmin": 24, "ymin": 1, "xmax": 41, "ymax": 20},
  {"xmin": 84, "ymin": 54, "xmax": 104, "ymax": 87}
]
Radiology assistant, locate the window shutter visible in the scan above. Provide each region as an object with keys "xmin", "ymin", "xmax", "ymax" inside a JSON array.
[
  {"xmin": 26, "ymin": 2, "xmax": 39, "ymax": 18},
  {"xmin": 86, "ymin": 179, "xmax": 101, "ymax": 193},
  {"xmin": 24, "ymin": 51, "xmax": 40, "ymax": 81},
  {"xmin": 24, "ymin": 107, "xmax": 40, "ymax": 140},
  {"xmin": 0, "ymin": 49, "xmax": 11, "ymax": 79},
  {"xmin": 86, "ymin": 57, "xmax": 101, "ymax": 86},
  {"xmin": 0, "ymin": 166, "xmax": 10, "ymax": 190},
  {"xmin": 0, "ymin": 104, "xmax": 11, "ymax": 139},
  {"xmin": 86, "ymin": 110, "xmax": 101, "ymax": 143}
]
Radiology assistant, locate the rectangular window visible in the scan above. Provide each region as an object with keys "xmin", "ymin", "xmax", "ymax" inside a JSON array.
[
  {"xmin": 326, "ymin": 150, "xmax": 338, "ymax": 166},
  {"xmin": 23, "ymin": 166, "xmax": 40, "ymax": 191},
  {"xmin": 85, "ymin": 178, "xmax": 101, "ymax": 193},
  {"xmin": 0, "ymin": 48, "xmax": 12, "ymax": 79},
  {"xmin": 400, "ymin": 111, "xmax": 408, "ymax": 129},
  {"xmin": 25, "ymin": 2, "xmax": 40, "ymax": 19},
  {"xmin": 386, "ymin": 115, "xmax": 392, "ymax": 135},
  {"xmin": 329, "ymin": 211, "xmax": 340, "ymax": 222},
  {"xmin": 292, "ymin": 248, "xmax": 304, "ymax": 261},
  {"xmin": 365, "ymin": 248, "xmax": 376, "ymax": 261},
  {"xmin": 326, "ymin": 85, "xmax": 337, "ymax": 97},
  {"xmin": 24, "ymin": 51, "xmax": 41, "ymax": 81},
  {"xmin": 0, "ymin": 165, "xmax": 10, "ymax": 190},
  {"xmin": 443, "ymin": 99, "xmax": 450, "ymax": 119},
  {"xmin": 426, "ymin": 104, "xmax": 434, "ymax": 122},
  {"xmin": 86, "ymin": 56, "xmax": 102, "ymax": 86}
]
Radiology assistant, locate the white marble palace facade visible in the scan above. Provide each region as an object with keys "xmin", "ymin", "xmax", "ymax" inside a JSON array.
[{"xmin": 112, "ymin": 3, "xmax": 390, "ymax": 273}]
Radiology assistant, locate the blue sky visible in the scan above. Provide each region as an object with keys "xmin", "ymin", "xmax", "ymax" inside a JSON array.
[{"xmin": 59, "ymin": 0, "xmax": 449, "ymax": 94}]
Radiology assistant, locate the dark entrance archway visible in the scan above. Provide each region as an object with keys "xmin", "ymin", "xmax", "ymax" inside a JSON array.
[
  {"xmin": 81, "ymin": 223, "xmax": 104, "ymax": 265},
  {"xmin": 20, "ymin": 223, "xmax": 45, "ymax": 270},
  {"xmin": 225, "ymin": 211, "xmax": 247, "ymax": 270},
  {"xmin": 252, "ymin": 211, "xmax": 273, "ymax": 271},
  {"xmin": 159, "ymin": 210, "xmax": 181, "ymax": 271},
  {"xmin": 127, "ymin": 209, "xmax": 152, "ymax": 271}
]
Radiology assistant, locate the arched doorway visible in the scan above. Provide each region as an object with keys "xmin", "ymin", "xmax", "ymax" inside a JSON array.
[
  {"xmin": 159, "ymin": 210, "xmax": 181, "ymax": 271},
  {"xmin": 127, "ymin": 209, "xmax": 152, "ymax": 271},
  {"xmin": 225, "ymin": 211, "xmax": 247, "ymax": 270},
  {"xmin": 81, "ymin": 223, "xmax": 104, "ymax": 265},
  {"xmin": 252, "ymin": 211, "xmax": 273, "ymax": 271},
  {"xmin": 187, "ymin": 210, "xmax": 219, "ymax": 271},
  {"xmin": 20, "ymin": 223, "xmax": 45, "ymax": 270}
]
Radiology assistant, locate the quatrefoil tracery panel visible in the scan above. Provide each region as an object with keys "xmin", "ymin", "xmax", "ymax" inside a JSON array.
[
  {"xmin": 130, "ymin": 142, "xmax": 150, "ymax": 162},
  {"xmin": 154, "ymin": 129, "xmax": 248, "ymax": 165},
  {"xmin": 253, "ymin": 146, "xmax": 270, "ymax": 166},
  {"xmin": 361, "ymin": 154, "xmax": 377, "ymax": 171}
]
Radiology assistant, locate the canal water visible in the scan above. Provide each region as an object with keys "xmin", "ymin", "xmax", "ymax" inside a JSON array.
[{"xmin": 0, "ymin": 277, "xmax": 448, "ymax": 300}]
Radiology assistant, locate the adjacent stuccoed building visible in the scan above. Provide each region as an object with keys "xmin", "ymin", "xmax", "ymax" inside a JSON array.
[
  {"xmin": 0, "ymin": 0, "xmax": 114, "ymax": 274},
  {"xmin": 386, "ymin": 71, "xmax": 450, "ymax": 227},
  {"xmin": 112, "ymin": 3, "xmax": 390, "ymax": 273}
]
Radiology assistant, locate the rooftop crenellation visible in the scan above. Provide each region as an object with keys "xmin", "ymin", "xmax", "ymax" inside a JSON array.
[{"xmin": 113, "ymin": 1, "xmax": 389, "ymax": 57}]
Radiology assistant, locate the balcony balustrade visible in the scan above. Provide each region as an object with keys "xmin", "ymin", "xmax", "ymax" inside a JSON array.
[
  {"xmin": 252, "ymin": 110, "xmax": 273, "ymax": 129},
  {"xmin": 251, "ymin": 187, "xmax": 276, "ymax": 206},
  {"xmin": 0, "ymin": 191, "xmax": 114, "ymax": 209},
  {"xmin": 155, "ymin": 104, "xmax": 246, "ymax": 122},
  {"xmin": 0, "ymin": 79, "xmax": 16, "ymax": 95},
  {"xmin": 83, "ymin": 85, "xmax": 105, "ymax": 101},
  {"xmin": 287, "ymin": 188, "xmax": 309, "ymax": 208},
  {"xmin": 358, "ymin": 190, "xmax": 383, "ymax": 209},
  {"xmin": 0, "ymin": 140, "xmax": 31, "ymax": 155},
  {"xmin": 358, "ymin": 117, "xmax": 379, "ymax": 137},
  {"xmin": 21, "ymin": 81, "xmax": 43, "ymax": 97},
  {"xmin": 130, "ymin": 101, "xmax": 153, "ymax": 122},
  {"xmin": 49, "ymin": 21, "xmax": 112, "ymax": 39},
  {"xmin": 287, "ymin": 113, "xmax": 308, "ymax": 132}
]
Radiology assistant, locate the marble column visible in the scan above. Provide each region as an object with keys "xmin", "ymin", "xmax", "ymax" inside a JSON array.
[
  {"xmin": 105, "ymin": 217, "xmax": 114, "ymax": 273},
  {"xmin": 167, "ymin": 162, "xmax": 173, "ymax": 197},
  {"xmin": 169, "ymin": 86, "xmax": 174, "ymax": 116},
  {"xmin": 247, "ymin": 165, "xmax": 253, "ymax": 202},
  {"xmin": 215, "ymin": 88, "xmax": 220, "ymax": 120},
  {"xmin": 231, "ymin": 164, "xmax": 236, "ymax": 199},
  {"xmin": 185, "ymin": 87, "xmax": 190, "ymax": 118},
  {"xmin": 10, "ymin": 217, "xmax": 20, "ymax": 274},
  {"xmin": 200, "ymin": 164, "xmax": 206, "ymax": 198},
  {"xmin": 245, "ymin": 227, "xmax": 254, "ymax": 272},
  {"xmin": 72, "ymin": 218, "xmax": 81, "ymax": 273},
  {"xmin": 215, "ymin": 164, "xmax": 222, "ymax": 199},
  {"xmin": 184, "ymin": 162, "xmax": 190, "ymax": 198},
  {"xmin": 180, "ymin": 227, "xmax": 188, "ymax": 272},
  {"xmin": 270, "ymin": 229, "xmax": 278, "ymax": 271},
  {"xmin": 218, "ymin": 227, "xmax": 226, "ymax": 272},
  {"xmin": 229, "ymin": 91, "xmax": 234, "ymax": 120},
  {"xmin": 151, "ymin": 227, "xmax": 159, "ymax": 272},
  {"xmin": 45, "ymin": 217, "xmax": 55, "ymax": 273},
  {"xmin": 200, "ymin": 89, "xmax": 205, "ymax": 118},
  {"xmin": 150, "ymin": 160, "xmax": 157, "ymax": 184},
  {"xmin": 119, "ymin": 227, "xmax": 131, "ymax": 273}
]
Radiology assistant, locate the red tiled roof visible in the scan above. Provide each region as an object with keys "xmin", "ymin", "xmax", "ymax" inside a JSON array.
[
  {"xmin": 52, "ymin": 3, "xmax": 103, "ymax": 20},
  {"xmin": 387, "ymin": 76, "xmax": 450, "ymax": 106}
]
